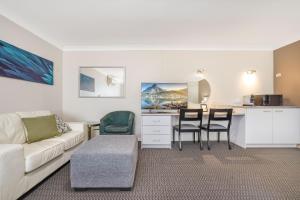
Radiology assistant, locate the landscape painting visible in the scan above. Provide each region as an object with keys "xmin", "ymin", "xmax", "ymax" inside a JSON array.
[
  {"xmin": 0, "ymin": 40, "xmax": 53, "ymax": 85},
  {"xmin": 141, "ymin": 83, "xmax": 188, "ymax": 110}
]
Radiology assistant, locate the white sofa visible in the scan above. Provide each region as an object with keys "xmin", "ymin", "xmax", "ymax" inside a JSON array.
[{"xmin": 0, "ymin": 111, "xmax": 87, "ymax": 200}]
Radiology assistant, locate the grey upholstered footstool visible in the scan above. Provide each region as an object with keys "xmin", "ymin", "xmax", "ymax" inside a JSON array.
[{"xmin": 70, "ymin": 135, "xmax": 138, "ymax": 190}]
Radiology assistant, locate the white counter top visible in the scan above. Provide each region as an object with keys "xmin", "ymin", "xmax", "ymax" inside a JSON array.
[
  {"xmin": 141, "ymin": 106, "xmax": 300, "ymax": 117},
  {"xmin": 233, "ymin": 105, "xmax": 300, "ymax": 109},
  {"xmin": 141, "ymin": 111, "xmax": 245, "ymax": 116}
]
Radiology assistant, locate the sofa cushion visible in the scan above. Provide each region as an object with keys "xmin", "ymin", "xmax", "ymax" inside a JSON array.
[
  {"xmin": 16, "ymin": 110, "xmax": 51, "ymax": 118},
  {"xmin": 104, "ymin": 125, "xmax": 129, "ymax": 133},
  {"xmin": 23, "ymin": 139, "xmax": 64, "ymax": 173},
  {"xmin": 0, "ymin": 113, "xmax": 26, "ymax": 144},
  {"xmin": 22, "ymin": 115, "xmax": 61, "ymax": 144},
  {"xmin": 52, "ymin": 131, "xmax": 84, "ymax": 150}
]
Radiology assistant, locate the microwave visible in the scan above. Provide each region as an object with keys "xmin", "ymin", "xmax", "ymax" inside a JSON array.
[{"xmin": 243, "ymin": 95, "xmax": 283, "ymax": 106}]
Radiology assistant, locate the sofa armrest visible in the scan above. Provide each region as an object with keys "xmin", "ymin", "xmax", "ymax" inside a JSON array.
[
  {"xmin": 0, "ymin": 144, "xmax": 25, "ymax": 200},
  {"xmin": 67, "ymin": 122, "xmax": 87, "ymax": 140},
  {"xmin": 67, "ymin": 122, "xmax": 85, "ymax": 132}
]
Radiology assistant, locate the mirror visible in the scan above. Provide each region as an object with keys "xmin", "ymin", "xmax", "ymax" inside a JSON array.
[
  {"xmin": 188, "ymin": 79, "xmax": 211, "ymax": 103},
  {"xmin": 79, "ymin": 67, "xmax": 125, "ymax": 98}
]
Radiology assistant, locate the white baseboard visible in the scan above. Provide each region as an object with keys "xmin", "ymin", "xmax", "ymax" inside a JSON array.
[{"xmin": 245, "ymin": 144, "xmax": 297, "ymax": 148}]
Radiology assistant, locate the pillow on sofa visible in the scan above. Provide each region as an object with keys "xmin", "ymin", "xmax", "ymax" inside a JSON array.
[
  {"xmin": 22, "ymin": 115, "xmax": 61, "ymax": 143},
  {"xmin": 55, "ymin": 115, "xmax": 72, "ymax": 134}
]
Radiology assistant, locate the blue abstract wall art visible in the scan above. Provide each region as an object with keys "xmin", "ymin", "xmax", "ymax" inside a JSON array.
[
  {"xmin": 0, "ymin": 40, "xmax": 54, "ymax": 85},
  {"xmin": 80, "ymin": 73, "xmax": 95, "ymax": 92}
]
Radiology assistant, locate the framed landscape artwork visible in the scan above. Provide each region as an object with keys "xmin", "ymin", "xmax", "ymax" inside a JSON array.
[{"xmin": 0, "ymin": 40, "xmax": 54, "ymax": 85}]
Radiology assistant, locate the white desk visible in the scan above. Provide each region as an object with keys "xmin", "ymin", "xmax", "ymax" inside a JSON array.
[
  {"xmin": 141, "ymin": 110, "xmax": 246, "ymax": 149},
  {"xmin": 141, "ymin": 107, "xmax": 300, "ymax": 149}
]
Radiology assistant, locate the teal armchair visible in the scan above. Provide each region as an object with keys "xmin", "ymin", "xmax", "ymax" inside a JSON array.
[{"xmin": 100, "ymin": 111, "xmax": 135, "ymax": 135}]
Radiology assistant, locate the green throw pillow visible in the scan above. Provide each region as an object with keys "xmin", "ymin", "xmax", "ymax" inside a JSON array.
[{"xmin": 22, "ymin": 115, "xmax": 61, "ymax": 144}]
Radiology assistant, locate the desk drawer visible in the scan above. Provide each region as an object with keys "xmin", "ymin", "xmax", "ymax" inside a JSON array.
[
  {"xmin": 142, "ymin": 116, "xmax": 171, "ymax": 126},
  {"xmin": 142, "ymin": 126, "xmax": 171, "ymax": 135},
  {"xmin": 142, "ymin": 134, "xmax": 170, "ymax": 144}
]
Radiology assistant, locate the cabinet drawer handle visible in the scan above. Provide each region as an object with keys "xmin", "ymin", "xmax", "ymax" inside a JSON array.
[
  {"xmin": 153, "ymin": 130, "xmax": 161, "ymax": 133},
  {"xmin": 263, "ymin": 110, "xmax": 271, "ymax": 112},
  {"xmin": 275, "ymin": 110, "xmax": 283, "ymax": 112},
  {"xmin": 153, "ymin": 120, "xmax": 161, "ymax": 123},
  {"xmin": 152, "ymin": 139, "xmax": 160, "ymax": 142}
]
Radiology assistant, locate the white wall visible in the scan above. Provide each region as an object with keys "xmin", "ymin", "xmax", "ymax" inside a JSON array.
[
  {"xmin": 0, "ymin": 15, "xmax": 63, "ymax": 115},
  {"xmin": 63, "ymin": 50, "xmax": 273, "ymax": 136}
]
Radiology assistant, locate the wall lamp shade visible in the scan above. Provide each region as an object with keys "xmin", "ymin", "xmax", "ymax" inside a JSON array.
[
  {"xmin": 246, "ymin": 70, "xmax": 256, "ymax": 75},
  {"xmin": 195, "ymin": 69, "xmax": 205, "ymax": 78},
  {"xmin": 244, "ymin": 69, "xmax": 256, "ymax": 85},
  {"xmin": 275, "ymin": 73, "xmax": 282, "ymax": 78}
]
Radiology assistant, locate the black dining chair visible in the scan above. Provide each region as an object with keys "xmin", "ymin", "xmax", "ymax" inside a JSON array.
[
  {"xmin": 173, "ymin": 109, "xmax": 203, "ymax": 151},
  {"xmin": 201, "ymin": 108, "xmax": 233, "ymax": 150}
]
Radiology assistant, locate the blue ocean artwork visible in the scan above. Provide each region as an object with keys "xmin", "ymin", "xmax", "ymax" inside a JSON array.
[
  {"xmin": 80, "ymin": 73, "xmax": 95, "ymax": 92},
  {"xmin": 0, "ymin": 40, "xmax": 53, "ymax": 85}
]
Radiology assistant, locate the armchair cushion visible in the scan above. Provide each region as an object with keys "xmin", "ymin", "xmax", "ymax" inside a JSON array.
[{"xmin": 104, "ymin": 125, "xmax": 129, "ymax": 133}]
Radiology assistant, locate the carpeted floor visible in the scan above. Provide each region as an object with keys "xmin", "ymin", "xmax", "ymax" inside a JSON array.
[{"xmin": 22, "ymin": 142, "xmax": 300, "ymax": 200}]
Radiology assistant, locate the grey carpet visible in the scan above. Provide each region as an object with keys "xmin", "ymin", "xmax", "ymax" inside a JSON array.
[{"xmin": 22, "ymin": 142, "xmax": 300, "ymax": 200}]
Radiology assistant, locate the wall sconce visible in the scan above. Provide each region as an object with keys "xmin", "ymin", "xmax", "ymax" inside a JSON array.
[
  {"xmin": 275, "ymin": 73, "xmax": 282, "ymax": 78},
  {"xmin": 246, "ymin": 70, "xmax": 256, "ymax": 75},
  {"xmin": 244, "ymin": 69, "xmax": 256, "ymax": 85},
  {"xmin": 195, "ymin": 69, "xmax": 206, "ymax": 78}
]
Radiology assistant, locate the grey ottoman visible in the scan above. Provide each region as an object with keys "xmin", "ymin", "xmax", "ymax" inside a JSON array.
[{"xmin": 70, "ymin": 135, "xmax": 138, "ymax": 190}]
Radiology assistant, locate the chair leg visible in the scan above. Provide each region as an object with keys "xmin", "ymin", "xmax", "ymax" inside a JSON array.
[
  {"xmin": 227, "ymin": 131, "xmax": 232, "ymax": 150},
  {"xmin": 217, "ymin": 132, "xmax": 220, "ymax": 143},
  {"xmin": 193, "ymin": 132, "xmax": 195, "ymax": 143},
  {"xmin": 207, "ymin": 131, "xmax": 211, "ymax": 150},
  {"xmin": 199, "ymin": 131, "xmax": 203, "ymax": 150},
  {"xmin": 178, "ymin": 131, "xmax": 182, "ymax": 151},
  {"xmin": 172, "ymin": 128, "xmax": 175, "ymax": 144}
]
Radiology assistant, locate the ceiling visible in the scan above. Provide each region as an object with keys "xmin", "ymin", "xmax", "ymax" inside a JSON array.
[{"xmin": 0, "ymin": 0, "xmax": 300, "ymax": 51}]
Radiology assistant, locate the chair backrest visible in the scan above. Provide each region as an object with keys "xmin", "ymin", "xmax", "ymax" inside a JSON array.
[
  {"xmin": 107, "ymin": 111, "xmax": 134, "ymax": 125},
  {"xmin": 208, "ymin": 108, "xmax": 233, "ymax": 129},
  {"xmin": 179, "ymin": 108, "xmax": 203, "ymax": 127}
]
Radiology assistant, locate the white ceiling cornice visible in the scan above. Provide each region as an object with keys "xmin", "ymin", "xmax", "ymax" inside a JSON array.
[{"xmin": 63, "ymin": 45, "xmax": 274, "ymax": 52}]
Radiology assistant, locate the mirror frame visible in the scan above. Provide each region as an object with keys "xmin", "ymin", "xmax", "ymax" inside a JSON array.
[
  {"xmin": 198, "ymin": 79, "xmax": 211, "ymax": 104},
  {"xmin": 78, "ymin": 66, "xmax": 126, "ymax": 98}
]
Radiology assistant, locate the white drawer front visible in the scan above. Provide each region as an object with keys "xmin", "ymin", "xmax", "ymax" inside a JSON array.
[
  {"xmin": 143, "ymin": 126, "xmax": 171, "ymax": 135},
  {"xmin": 142, "ymin": 116, "xmax": 171, "ymax": 126},
  {"xmin": 142, "ymin": 134, "xmax": 170, "ymax": 144}
]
